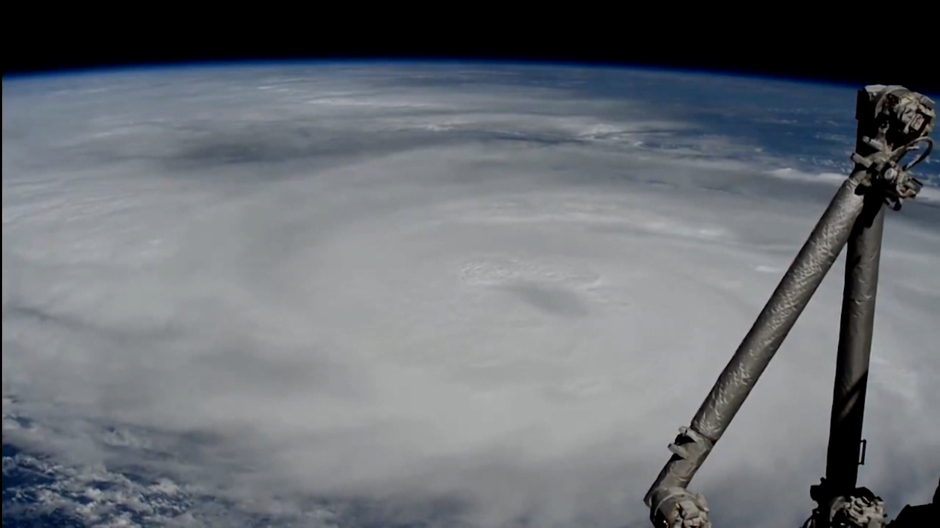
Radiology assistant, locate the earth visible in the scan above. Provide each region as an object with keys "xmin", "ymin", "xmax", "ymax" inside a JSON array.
[{"xmin": 2, "ymin": 63, "xmax": 939, "ymax": 528}]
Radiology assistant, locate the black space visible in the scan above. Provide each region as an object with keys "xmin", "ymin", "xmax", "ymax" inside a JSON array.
[{"xmin": 3, "ymin": 14, "xmax": 938, "ymax": 95}]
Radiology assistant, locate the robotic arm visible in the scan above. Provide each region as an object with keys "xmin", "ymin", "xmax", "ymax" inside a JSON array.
[{"xmin": 642, "ymin": 86, "xmax": 936, "ymax": 528}]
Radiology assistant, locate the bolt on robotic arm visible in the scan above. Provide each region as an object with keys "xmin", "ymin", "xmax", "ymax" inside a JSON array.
[{"xmin": 643, "ymin": 86, "xmax": 935, "ymax": 528}]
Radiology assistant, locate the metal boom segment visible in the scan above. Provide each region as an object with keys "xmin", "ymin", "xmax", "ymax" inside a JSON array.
[{"xmin": 642, "ymin": 85, "xmax": 936, "ymax": 528}]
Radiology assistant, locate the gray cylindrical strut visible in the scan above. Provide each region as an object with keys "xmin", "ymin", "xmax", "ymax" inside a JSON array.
[
  {"xmin": 645, "ymin": 172, "xmax": 870, "ymax": 505},
  {"xmin": 824, "ymin": 185, "xmax": 886, "ymax": 495}
]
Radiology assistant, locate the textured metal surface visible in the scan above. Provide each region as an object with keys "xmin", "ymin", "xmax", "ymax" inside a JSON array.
[
  {"xmin": 644, "ymin": 173, "xmax": 868, "ymax": 504},
  {"xmin": 690, "ymin": 173, "xmax": 867, "ymax": 441},
  {"xmin": 644, "ymin": 86, "xmax": 936, "ymax": 528},
  {"xmin": 809, "ymin": 86, "xmax": 934, "ymax": 526},
  {"xmin": 825, "ymin": 149, "xmax": 887, "ymax": 499},
  {"xmin": 853, "ymin": 86, "xmax": 935, "ymax": 211},
  {"xmin": 644, "ymin": 427, "xmax": 714, "ymax": 521},
  {"xmin": 828, "ymin": 489, "xmax": 888, "ymax": 528},
  {"xmin": 856, "ymin": 85, "xmax": 935, "ymax": 147},
  {"xmin": 646, "ymin": 487, "xmax": 711, "ymax": 528}
]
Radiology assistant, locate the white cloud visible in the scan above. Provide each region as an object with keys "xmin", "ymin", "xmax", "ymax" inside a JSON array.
[
  {"xmin": 767, "ymin": 166, "xmax": 846, "ymax": 183},
  {"xmin": 3, "ymin": 66, "xmax": 938, "ymax": 528}
]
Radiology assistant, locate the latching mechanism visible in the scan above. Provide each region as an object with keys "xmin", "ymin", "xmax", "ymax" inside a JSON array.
[
  {"xmin": 829, "ymin": 488, "xmax": 888, "ymax": 528},
  {"xmin": 851, "ymin": 86, "xmax": 935, "ymax": 210},
  {"xmin": 647, "ymin": 486, "xmax": 711, "ymax": 528},
  {"xmin": 851, "ymin": 135, "xmax": 932, "ymax": 210},
  {"xmin": 666, "ymin": 426, "xmax": 713, "ymax": 463}
]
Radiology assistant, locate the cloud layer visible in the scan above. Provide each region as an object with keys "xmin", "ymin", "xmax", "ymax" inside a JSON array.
[{"xmin": 3, "ymin": 64, "xmax": 939, "ymax": 527}]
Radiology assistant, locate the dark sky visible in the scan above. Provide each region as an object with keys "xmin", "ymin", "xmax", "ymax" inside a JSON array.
[{"xmin": 4, "ymin": 14, "xmax": 938, "ymax": 94}]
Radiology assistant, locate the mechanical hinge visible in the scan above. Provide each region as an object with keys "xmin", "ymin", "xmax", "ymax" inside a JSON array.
[
  {"xmin": 851, "ymin": 136, "xmax": 932, "ymax": 210},
  {"xmin": 646, "ymin": 427, "xmax": 715, "ymax": 528}
]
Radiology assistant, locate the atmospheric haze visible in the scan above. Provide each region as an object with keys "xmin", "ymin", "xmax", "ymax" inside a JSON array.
[{"xmin": 2, "ymin": 64, "xmax": 939, "ymax": 528}]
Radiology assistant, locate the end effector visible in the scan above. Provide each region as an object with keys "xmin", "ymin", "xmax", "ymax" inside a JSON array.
[
  {"xmin": 647, "ymin": 487, "xmax": 710, "ymax": 528},
  {"xmin": 855, "ymin": 85, "xmax": 935, "ymax": 149},
  {"xmin": 806, "ymin": 477, "xmax": 939, "ymax": 528},
  {"xmin": 645, "ymin": 426, "xmax": 714, "ymax": 528},
  {"xmin": 852, "ymin": 85, "xmax": 935, "ymax": 210}
]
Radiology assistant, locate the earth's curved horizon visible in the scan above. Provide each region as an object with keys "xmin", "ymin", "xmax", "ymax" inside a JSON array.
[{"xmin": 3, "ymin": 62, "xmax": 938, "ymax": 528}]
